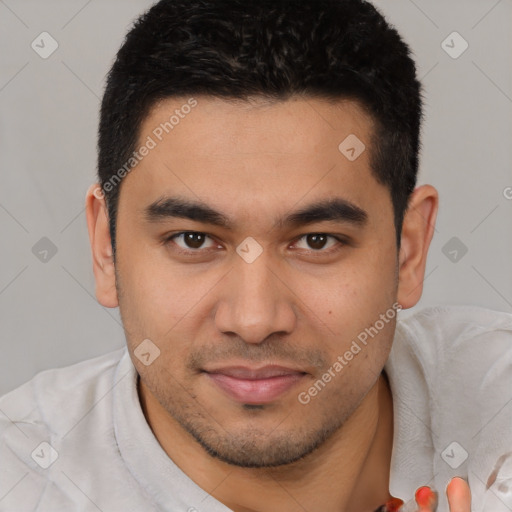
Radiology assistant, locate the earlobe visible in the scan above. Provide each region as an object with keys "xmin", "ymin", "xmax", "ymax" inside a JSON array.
[
  {"xmin": 396, "ymin": 185, "xmax": 439, "ymax": 309},
  {"xmin": 85, "ymin": 184, "xmax": 119, "ymax": 308}
]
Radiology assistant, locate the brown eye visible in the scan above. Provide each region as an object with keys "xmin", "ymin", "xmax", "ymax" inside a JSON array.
[
  {"xmin": 294, "ymin": 233, "xmax": 341, "ymax": 252},
  {"xmin": 183, "ymin": 232, "xmax": 206, "ymax": 249},
  {"xmin": 168, "ymin": 232, "xmax": 216, "ymax": 251},
  {"xmin": 306, "ymin": 234, "xmax": 328, "ymax": 250}
]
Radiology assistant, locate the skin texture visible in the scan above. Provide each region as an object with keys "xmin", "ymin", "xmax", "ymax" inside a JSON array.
[{"xmin": 86, "ymin": 95, "xmax": 442, "ymax": 511}]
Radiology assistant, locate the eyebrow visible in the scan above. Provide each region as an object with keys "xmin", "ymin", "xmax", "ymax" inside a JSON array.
[{"xmin": 145, "ymin": 195, "xmax": 368, "ymax": 229}]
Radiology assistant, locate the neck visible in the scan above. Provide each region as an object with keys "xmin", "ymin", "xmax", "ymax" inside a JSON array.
[{"xmin": 139, "ymin": 371, "xmax": 394, "ymax": 512}]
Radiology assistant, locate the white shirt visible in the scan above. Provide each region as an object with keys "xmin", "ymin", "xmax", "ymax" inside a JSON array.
[{"xmin": 1, "ymin": 305, "xmax": 511, "ymax": 512}]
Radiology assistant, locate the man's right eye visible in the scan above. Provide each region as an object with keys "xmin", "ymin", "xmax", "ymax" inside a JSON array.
[{"xmin": 165, "ymin": 231, "xmax": 219, "ymax": 252}]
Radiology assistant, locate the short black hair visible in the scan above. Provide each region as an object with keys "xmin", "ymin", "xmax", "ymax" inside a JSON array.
[{"xmin": 98, "ymin": 0, "xmax": 423, "ymax": 254}]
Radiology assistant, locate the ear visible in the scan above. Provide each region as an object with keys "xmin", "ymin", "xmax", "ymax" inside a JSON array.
[
  {"xmin": 85, "ymin": 184, "xmax": 119, "ymax": 308},
  {"xmin": 397, "ymin": 184, "xmax": 439, "ymax": 309}
]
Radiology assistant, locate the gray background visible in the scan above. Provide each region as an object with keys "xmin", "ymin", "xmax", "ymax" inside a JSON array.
[{"xmin": 0, "ymin": 0, "xmax": 511, "ymax": 395}]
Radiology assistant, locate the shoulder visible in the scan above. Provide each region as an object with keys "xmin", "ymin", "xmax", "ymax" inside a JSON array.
[
  {"xmin": 0, "ymin": 347, "xmax": 126, "ymax": 430},
  {"xmin": 395, "ymin": 304, "xmax": 512, "ymax": 372},
  {"xmin": 0, "ymin": 347, "xmax": 126, "ymax": 460},
  {"xmin": 397, "ymin": 303, "xmax": 512, "ymax": 343},
  {"xmin": 0, "ymin": 347, "xmax": 129, "ymax": 509},
  {"xmin": 395, "ymin": 306, "xmax": 512, "ymax": 511},
  {"xmin": 394, "ymin": 303, "xmax": 512, "ymax": 416}
]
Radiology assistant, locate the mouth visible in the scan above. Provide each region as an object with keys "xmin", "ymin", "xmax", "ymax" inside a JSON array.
[{"xmin": 202, "ymin": 365, "xmax": 308, "ymax": 405}]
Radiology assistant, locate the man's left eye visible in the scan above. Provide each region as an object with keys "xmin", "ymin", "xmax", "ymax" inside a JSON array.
[{"xmin": 293, "ymin": 234, "xmax": 343, "ymax": 252}]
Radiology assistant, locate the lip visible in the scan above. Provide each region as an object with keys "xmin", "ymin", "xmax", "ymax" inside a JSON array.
[{"xmin": 204, "ymin": 365, "xmax": 307, "ymax": 404}]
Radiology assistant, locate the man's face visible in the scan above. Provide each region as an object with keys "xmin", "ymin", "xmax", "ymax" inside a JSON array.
[{"xmin": 114, "ymin": 96, "xmax": 399, "ymax": 467}]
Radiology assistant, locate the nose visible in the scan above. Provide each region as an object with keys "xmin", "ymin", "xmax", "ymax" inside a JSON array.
[{"xmin": 214, "ymin": 252, "xmax": 297, "ymax": 344}]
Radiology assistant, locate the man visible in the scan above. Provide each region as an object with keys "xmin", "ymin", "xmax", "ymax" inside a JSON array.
[{"xmin": 1, "ymin": 0, "xmax": 510, "ymax": 510}]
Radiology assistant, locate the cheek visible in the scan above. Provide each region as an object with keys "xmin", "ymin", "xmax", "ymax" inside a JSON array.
[
  {"xmin": 116, "ymin": 245, "xmax": 219, "ymax": 341},
  {"xmin": 302, "ymin": 249, "xmax": 397, "ymax": 331}
]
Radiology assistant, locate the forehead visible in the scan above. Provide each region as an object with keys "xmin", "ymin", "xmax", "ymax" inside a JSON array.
[
  {"xmin": 142, "ymin": 94, "xmax": 375, "ymax": 159},
  {"xmin": 119, "ymin": 95, "xmax": 391, "ymax": 230}
]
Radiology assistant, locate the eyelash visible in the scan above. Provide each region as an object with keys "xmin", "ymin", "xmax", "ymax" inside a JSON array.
[{"xmin": 163, "ymin": 231, "xmax": 348, "ymax": 256}]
